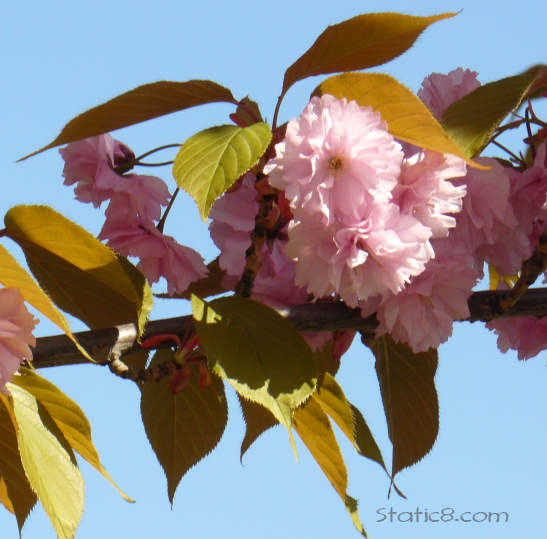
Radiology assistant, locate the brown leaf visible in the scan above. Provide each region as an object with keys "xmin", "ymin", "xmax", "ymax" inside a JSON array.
[
  {"xmin": 282, "ymin": 12, "xmax": 456, "ymax": 94},
  {"xmin": 238, "ymin": 394, "xmax": 278, "ymax": 462},
  {"xmin": 140, "ymin": 350, "xmax": 228, "ymax": 504},
  {"xmin": 368, "ymin": 336, "xmax": 439, "ymax": 478},
  {"xmin": 20, "ymin": 80, "xmax": 237, "ymax": 160}
]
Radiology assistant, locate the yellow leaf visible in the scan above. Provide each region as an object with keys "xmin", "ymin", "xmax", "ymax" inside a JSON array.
[
  {"xmin": 5, "ymin": 205, "xmax": 152, "ymax": 334},
  {"xmin": 0, "ymin": 243, "xmax": 90, "ymax": 361},
  {"xmin": 317, "ymin": 72, "xmax": 485, "ymax": 167},
  {"xmin": 294, "ymin": 397, "xmax": 368, "ymax": 537},
  {"xmin": 8, "ymin": 383, "xmax": 84, "ymax": 539},
  {"xmin": 0, "ymin": 393, "xmax": 36, "ymax": 532},
  {"xmin": 12, "ymin": 369, "xmax": 132, "ymax": 502}
]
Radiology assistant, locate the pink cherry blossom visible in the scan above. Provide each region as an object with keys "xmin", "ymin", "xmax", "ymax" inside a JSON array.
[
  {"xmin": 418, "ymin": 68, "xmax": 481, "ymax": 120},
  {"xmin": 264, "ymin": 95, "xmax": 438, "ymax": 305},
  {"xmin": 0, "ymin": 288, "xmax": 38, "ymax": 392},
  {"xmin": 395, "ymin": 150, "xmax": 467, "ymax": 238},
  {"xmin": 60, "ymin": 135, "xmax": 171, "ymax": 223},
  {"xmin": 506, "ymin": 141, "xmax": 547, "ymax": 252},
  {"xmin": 265, "ymin": 95, "xmax": 403, "ymax": 222},
  {"xmin": 99, "ymin": 215, "xmax": 207, "ymax": 296},
  {"xmin": 370, "ymin": 239, "xmax": 480, "ymax": 352},
  {"xmin": 209, "ymin": 173, "xmax": 297, "ymax": 281},
  {"xmin": 486, "ymin": 316, "xmax": 547, "ymax": 360},
  {"xmin": 60, "ymin": 134, "xmax": 135, "ymax": 207},
  {"xmin": 450, "ymin": 157, "xmax": 532, "ymax": 276}
]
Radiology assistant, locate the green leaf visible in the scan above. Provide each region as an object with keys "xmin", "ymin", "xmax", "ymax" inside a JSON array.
[
  {"xmin": 238, "ymin": 394, "xmax": 278, "ymax": 462},
  {"xmin": 282, "ymin": 12, "xmax": 456, "ymax": 94},
  {"xmin": 20, "ymin": 80, "xmax": 238, "ymax": 160},
  {"xmin": 140, "ymin": 350, "xmax": 228, "ymax": 504},
  {"xmin": 172, "ymin": 123, "xmax": 272, "ymax": 220},
  {"xmin": 5, "ymin": 205, "xmax": 152, "ymax": 333},
  {"xmin": 192, "ymin": 295, "xmax": 317, "ymax": 439},
  {"xmin": 11, "ymin": 369, "xmax": 132, "ymax": 502},
  {"xmin": 367, "ymin": 336, "xmax": 439, "ymax": 479},
  {"xmin": 315, "ymin": 374, "xmax": 385, "ymax": 470},
  {"xmin": 442, "ymin": 65, "xmax": 547, "ymax": 157},
  {"xmin": 8, "ymin": 383, "xmax": 84, "ymax": 539},
  {"xmin": 316, "ymin": 72, "xmax": 483, "ymax": 167},
  {"xmin": 0, "ymin": 393, "xmax": 36, "ymax": 532},
  {"xmin": 294, "ymin": 397, "xmax": 368, "ymax": 537},
  {"xmin": 0, "ymin": 243, "xmax": 91, "ymax": 361}
]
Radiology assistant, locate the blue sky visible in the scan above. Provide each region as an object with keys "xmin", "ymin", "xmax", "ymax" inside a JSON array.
[{"xmin": 1, "ymin": 1, "xmax": 545, "ymax": 538}]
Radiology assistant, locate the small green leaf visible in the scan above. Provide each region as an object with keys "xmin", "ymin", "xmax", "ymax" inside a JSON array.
[
  {"xmin": 140, "ymin": 350, "xmax": 228, "ymax": 504},
  {"xmin": 8, "ymin": 383, "xmax": 84, "ymax": 539},
  {"xmin": 192, "ymin": 295, "xmax": 317, "ymax": 436},
  {"xmin": 0, "ymin": 243, "xmax": 90, "ymax": 361},
  {"xmin": 173, "ymin": 123, "xmax": 272, "ymax": 220},
  {"xmin": 20, "ymin": 80, "xmax": 238, "ymax": 160},
  {"xmin": 316, "ymin": 72, "xmax": 483, "ymax": 166},
  {"xmin": 238, "ymin": 394, "xmax": 278, "ymax": 462},
  {"xmin": 315, "ymin": 373, "xmax": 385, "ymax": 470},
  {"xmin": 283, "ymin": 12, "xmax": 456, "ymax": 94},
  {"xmin": 12, "ymin": 369, "xmax": 132, "ymax": 502},
  {"xmin": 0, "ymin": 393, "xmax": 36, "ymax": 532},
  {"xmin": 367, "ymin": 336, "xmax": 439, "ymax": 479},
  {"xmin": 294, "ymin": 397, "xmax": 368, "ymax": 537},
  {"xmin": 5, "ymin": 205, "xmax": 152, "ymax": 334},
  {"xmin": 442, "ymin": 65, "xmax": 547, "ymax": 157}
]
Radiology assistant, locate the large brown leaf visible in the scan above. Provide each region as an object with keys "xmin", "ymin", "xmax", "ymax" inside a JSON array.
[
  {"xmin": 21, "ymin": 80, "xmax": 237, "ymax": 160},
  {"xmin": 282, "ymin": 12, "xmax": 456, "ymax": 94},
  {"xmin": 368, "ymin": 336, "xmax": 439, "ymax": 479}
]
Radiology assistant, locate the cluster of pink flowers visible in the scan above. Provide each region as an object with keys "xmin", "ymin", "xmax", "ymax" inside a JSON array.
[
  {"xmin": 60, "ymin": 135, "xmax": 207, "ymax": 295},
  {"xmin": 0, "ymin": 288, "xmax": 37, "ymax": 392},
  {"xmin": 52, "ymin": 69, "xmax": 545, "ymax": 362}
]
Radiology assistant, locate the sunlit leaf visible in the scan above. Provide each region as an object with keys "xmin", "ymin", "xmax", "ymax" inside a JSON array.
[
  {"xmin": 0, "ymin": 243, "xmax": 90, "ymax": 361},
  {"xmin": 140, "ymin": 350, "xmax": 228, "ymax": 504},
  {"xmin": 294, "ymin": 397, "xmax": 368, "ymax": 537},
  {"xmin": 442, "ymin": 65, "xmax": 547, "ymax": 157},
  {"xmin": 317, "ymin": 72, "xmax": 483, "ymax": 166},
  {"xmin": 315, "ymin": 373, "xmax": 385, "ymax": 470},
  {"xmin": 20, "ymin": 80, "xmax": 237, "ymax": 160},
  {"xmin": 192, "ymin": 295, "xmax": 317, "ymax": 442},
  {"xmin": 8, "ymin": 383, "xmax": 84, "ymax": 539},
  {"xmin": 238, "ymin": 394, "xmax": 278, "ymax": 462},
  {"xmin": 173, "ymin": 123, "xmax": 272, "ymax": 220},
  {"xmin": 0, "ymin": 393, "xmax": 36, "ymax": 532},
  {"xmin": 12, "ymin": 369, "xmax": 132, "ymax": 502},
  {"xmin": 283, "ymin": 12, "xmax": 456, "ymax": 94},
  {"xmin": 367, "ymin": 336, "xmax": 439, "ymax": 479},
  {"xmin": 5, "ymin": 205, "xmax": 152, "ymax": 334}
]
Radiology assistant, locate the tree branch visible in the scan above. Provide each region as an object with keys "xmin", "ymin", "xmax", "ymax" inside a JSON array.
[{"xmin": 30, "ymin": 288, "xmax": 547, "ymax": 370}]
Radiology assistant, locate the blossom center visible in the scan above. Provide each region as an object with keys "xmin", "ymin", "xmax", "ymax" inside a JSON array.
[{"xmin": 327, "ymin": 156, "xmax": 344, "ymax": 175}]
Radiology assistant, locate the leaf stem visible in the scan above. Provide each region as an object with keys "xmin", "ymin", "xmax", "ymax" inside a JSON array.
[
  {"xmin": 135, "ymin": 160, "xmax": 175, "ymax": 167},
  {"xmin": 135, "ymin": 143, "xmax": 181, "ymax": 162},
  {"xmin": 157, "ymin": 187, "xmax": 180, "ymax": 233},
  {"xmin": 490, "ymin": 140, "xmax": 524, "ymax": 165}
]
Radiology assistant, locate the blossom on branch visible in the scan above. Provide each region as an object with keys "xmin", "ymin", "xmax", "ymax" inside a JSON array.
[
  {"xmin": 0, "ymin": 288, "xmax": 38, "ymax": 392},
  {"xmin": 418, "ymin": 67, "xmax": 481, "ymax": 120},
  {"xmin": 264, "ymin": 95, "xmax": 468, "ymax": 306},
  {"xmin": 99, "ymin": 208, "xmax": 207, "ymax": 296},
  {"xmin": 486, "ymin": 315, "xmax": 547, "ymax": 360}
]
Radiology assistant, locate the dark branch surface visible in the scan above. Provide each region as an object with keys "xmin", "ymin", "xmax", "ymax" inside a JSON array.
[{"xmin": 31, "ymin": 288, "xmax": 547, "ymax": 369}]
